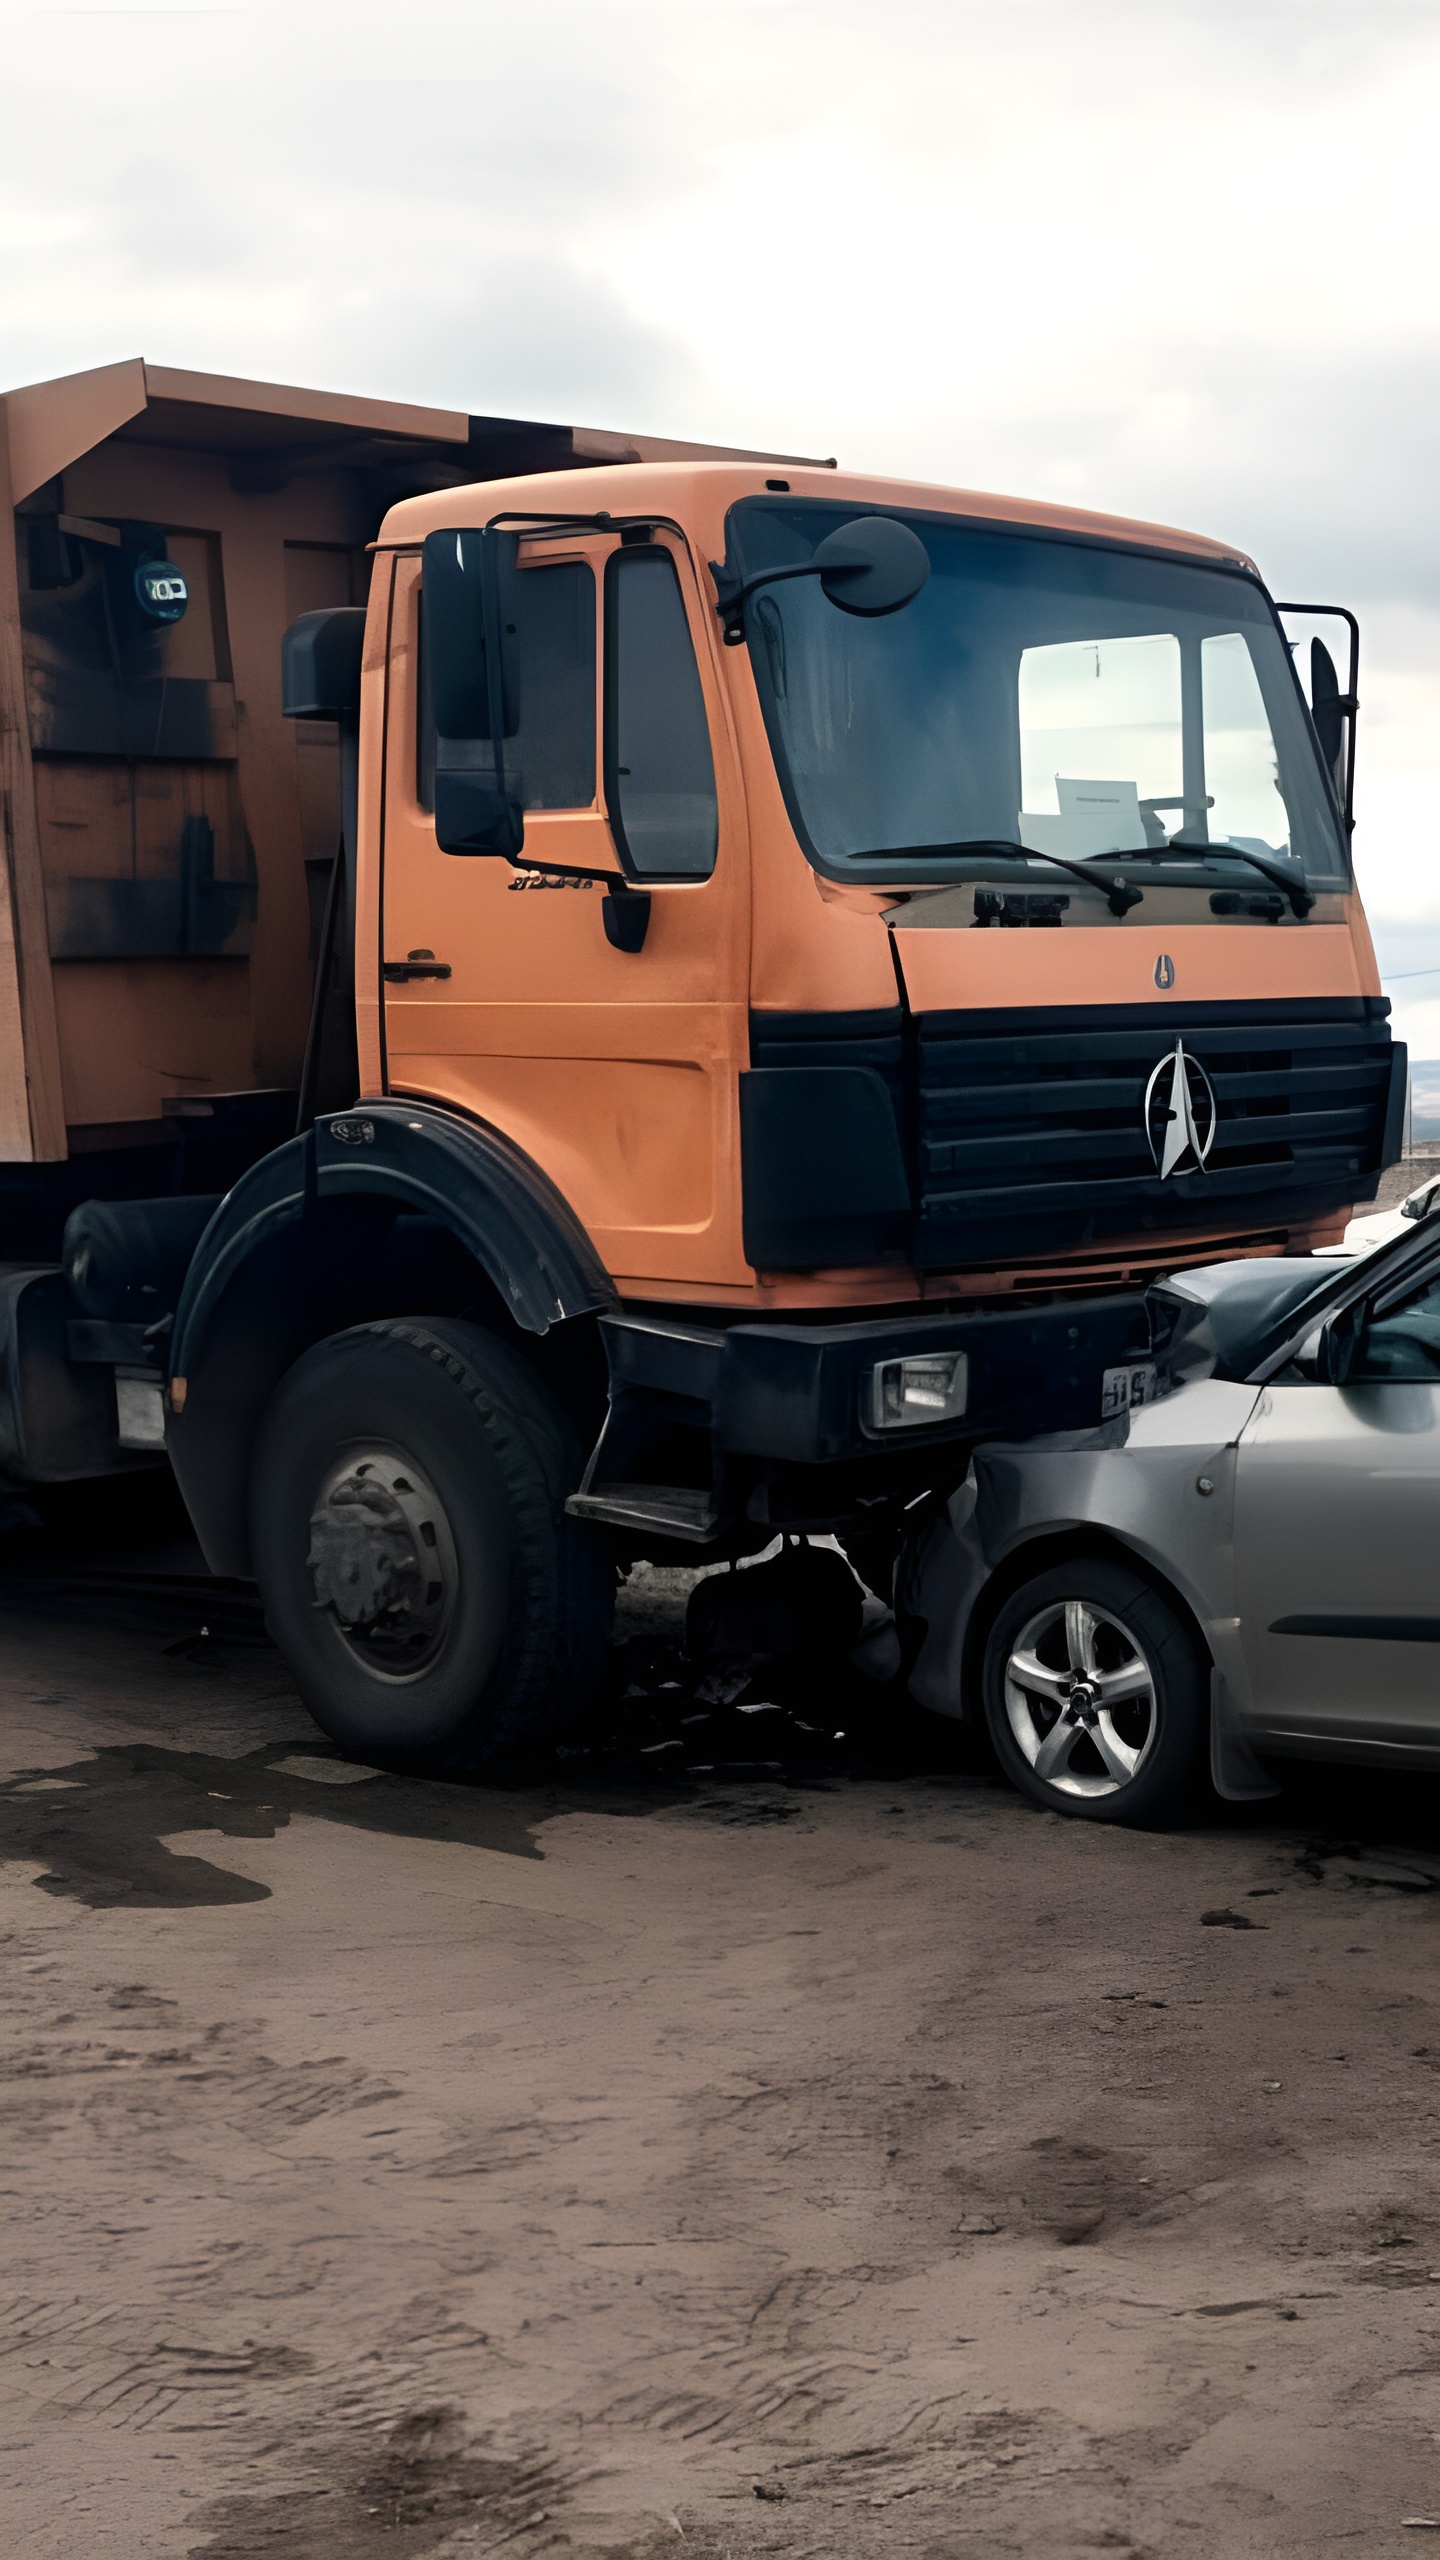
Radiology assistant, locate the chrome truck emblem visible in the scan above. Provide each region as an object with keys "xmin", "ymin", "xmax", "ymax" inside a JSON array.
[{"xmin": 1144, "ymin": 1039, "xmax": 1216, "ymax": 1179}]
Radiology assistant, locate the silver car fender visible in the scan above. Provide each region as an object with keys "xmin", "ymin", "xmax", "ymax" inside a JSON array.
[{"xmin": 904, "ymin": 1378, "xmax": 1264, "ymax": 1732}]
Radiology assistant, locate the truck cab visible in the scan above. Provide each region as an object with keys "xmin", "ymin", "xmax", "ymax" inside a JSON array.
[{"xmin": 363, "ymin": 463, "xmax": 1393, "ymax": 1307}]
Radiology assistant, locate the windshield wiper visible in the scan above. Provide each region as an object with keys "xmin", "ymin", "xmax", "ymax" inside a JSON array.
[
  {"xmin": 869, "ymin": 834, "xmax": 1315, "ymax": 921},
  {"xmin": 1165, "ymin": 837, "xmax": 1315, "ymax": 919},
  {"xmin": 870, "ymin": 840, "xmax": 1143, "ymax": 917}
]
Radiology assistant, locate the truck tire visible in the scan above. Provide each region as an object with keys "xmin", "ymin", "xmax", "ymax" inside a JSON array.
[
  {"xmin": 249, "ymin": 1318, "xmax": 613, "ymax": 1774},
  {"xmin": 980, "ymin": 1557, "xmax": 1208, "ymax": 1827}
]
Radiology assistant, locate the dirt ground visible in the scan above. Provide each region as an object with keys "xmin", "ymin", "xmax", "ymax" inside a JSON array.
[{"xmin": 4, "ymin": 1510, "xmax": 1440, "ymax": 2560}]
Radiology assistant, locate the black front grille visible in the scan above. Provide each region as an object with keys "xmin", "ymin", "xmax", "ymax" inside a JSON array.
[{"xmin": 915, "ymin": 997, "xmax": 1397, "ymax": 1269}]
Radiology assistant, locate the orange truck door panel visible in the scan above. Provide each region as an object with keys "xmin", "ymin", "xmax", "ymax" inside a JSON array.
[{"xmin": 380, "ymin": 534, "xmax": 749, "ymax": 1290}]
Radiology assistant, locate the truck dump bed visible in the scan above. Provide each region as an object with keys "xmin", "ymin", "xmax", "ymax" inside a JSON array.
[{"xmin": 0, "ymin": 358, "xmax": 814, "ymax": 1250}]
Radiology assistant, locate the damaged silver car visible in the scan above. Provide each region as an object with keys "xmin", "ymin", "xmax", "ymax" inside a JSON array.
[{"xmin": 902, "ymin": 1217, "xmax": 1440, "ymax": 1823}]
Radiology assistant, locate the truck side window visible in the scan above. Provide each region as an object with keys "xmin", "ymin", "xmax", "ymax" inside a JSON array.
[
  {"xmin": 418, "ymin": 558, "xmax": 595, "ymax": 814},
  {"xmin": 604, "ymin": 549, "xmax": 718, "ymax": 879}
]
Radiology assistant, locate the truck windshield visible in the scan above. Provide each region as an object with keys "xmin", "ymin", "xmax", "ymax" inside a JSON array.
[{"xmin": 727, "ymin": 499, "xmax": 1349, "ymax": 893}]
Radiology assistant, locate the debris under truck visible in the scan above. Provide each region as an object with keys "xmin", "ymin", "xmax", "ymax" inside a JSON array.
[{"xmin": 0, "ymin": 360, "xmax": 1404, "ymax": 1770}]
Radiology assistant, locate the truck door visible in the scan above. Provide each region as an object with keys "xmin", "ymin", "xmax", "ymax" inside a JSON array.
[{"xmin": 379, "ymin": 528, "xmax": 749, "ymax": 1294}]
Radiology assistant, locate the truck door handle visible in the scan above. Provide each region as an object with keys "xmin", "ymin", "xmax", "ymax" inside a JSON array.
[{"xmin": 382, "ymin": 956, "xmax": 452, "ymax": 982}]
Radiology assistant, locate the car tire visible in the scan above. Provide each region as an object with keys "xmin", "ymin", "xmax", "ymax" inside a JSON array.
[
  {"xmin": 980, "ymin": 1557, "xmax": 1208, "ymax": 1826},
  {"xmin": 250, "ymin": 1318, "xmax": 613, "ymax": 1774}
]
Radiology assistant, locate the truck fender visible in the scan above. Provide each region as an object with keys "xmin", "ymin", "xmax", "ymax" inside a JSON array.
[{"xmin": 166, "ymin": 1099, "xmax": 616, "ymax": 1576}]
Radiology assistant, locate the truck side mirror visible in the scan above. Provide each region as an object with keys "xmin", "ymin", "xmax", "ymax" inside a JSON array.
[
  {"xmin": 1311, "ymin": 638, "xmax": 1344, "ymax": 779},
  {"xmin": 281, "ymin": 607, "xmax": 365, "ymax": 721},
  {"xmin": 421, "ymin": 529, "xmax": 519, "ymax": 740},
  {"xmin": 811, "ymin": 517, "xmax": 931, "ymax": 618},
  {"xmin": 1276, "ymin": 601, "xmax": 1359, "ymax": 836},
  {"xmin": 421, "ymin": 528, "xmax": 524, "ymax": 858}
]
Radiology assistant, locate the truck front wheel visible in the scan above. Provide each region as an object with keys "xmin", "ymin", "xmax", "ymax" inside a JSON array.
[{"xmin": 249, "ymin": 1319, "xmax": 613, "ymax": 1773}]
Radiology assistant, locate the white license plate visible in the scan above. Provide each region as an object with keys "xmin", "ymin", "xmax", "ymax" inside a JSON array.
[{"xmin": 1101, "ymin": 1362, "xmax": 1159, "ymax": 1421}]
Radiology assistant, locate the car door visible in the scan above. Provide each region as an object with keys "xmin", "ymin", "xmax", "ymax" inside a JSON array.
[
  {"xmin": 379, "ymin": 527, "xmax": 750, "ymax": 1294},
  {"xmin": 1234, "ymin": 1239, "xmax": 1440, "ymax": 1749}
]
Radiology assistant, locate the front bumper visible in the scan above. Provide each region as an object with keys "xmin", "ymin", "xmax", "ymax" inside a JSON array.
[{"xmin": 568, "ymin": 1295, "xmax": 1151, "ymax": 1543}]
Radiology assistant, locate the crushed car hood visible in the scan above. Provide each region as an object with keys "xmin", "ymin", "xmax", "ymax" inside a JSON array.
[{"xmin": 1148, "ymin": 1256, "xmax": 1333, "ymax": 1383}]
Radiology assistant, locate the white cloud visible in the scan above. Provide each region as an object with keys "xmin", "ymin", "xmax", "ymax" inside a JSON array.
[{"xmin": 3, "ymin": 0, "xmax": 1438, "ymax": 939}]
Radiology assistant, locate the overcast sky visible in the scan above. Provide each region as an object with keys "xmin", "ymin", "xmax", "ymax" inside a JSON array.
[{"xmin": 5, "ymin": 0, "xmax": 1440, "ymax": 1040}]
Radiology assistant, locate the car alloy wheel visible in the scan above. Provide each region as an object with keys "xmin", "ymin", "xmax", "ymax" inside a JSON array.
[
  {"xmin": 1002, "ymin": 1596, "xmax": 1159, "ymax": 1800},
  {"xmin": 981, "ymin": 1557, "xmax": 1209, "ymax": 1826}
]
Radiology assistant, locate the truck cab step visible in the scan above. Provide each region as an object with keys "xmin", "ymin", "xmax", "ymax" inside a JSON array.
[{"xmin": 566, "ymin": 1483, "xmax": 719, "ymax": 1541}]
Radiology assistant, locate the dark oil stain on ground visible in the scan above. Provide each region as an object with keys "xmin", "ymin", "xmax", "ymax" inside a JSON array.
[{"xmin": 0, "ymin": 1742, "xmax": 553, "ymax": 1907}]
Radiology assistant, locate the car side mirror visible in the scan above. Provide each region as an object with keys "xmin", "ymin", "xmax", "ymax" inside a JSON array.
[{"xmin": 421, "ymin": 528, "xmax": 524, "ymax": 859}]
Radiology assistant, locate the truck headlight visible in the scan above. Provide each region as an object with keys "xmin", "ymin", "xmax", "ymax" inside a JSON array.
[{"xmin": 868, "ymin": 1350, "xmax": 968, "ymax": 1431}]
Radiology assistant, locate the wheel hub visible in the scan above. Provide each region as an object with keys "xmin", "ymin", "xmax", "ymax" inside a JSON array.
[
  {"xmin": 1062, "ymin": 1677, "xmax": 1099, "ymax": 1724},
  {"xmin": 309, "ymin": 1470, "xmax": 422, "ymax": 1625},
  {"xmin": 307, "ymin": 1450, "xmax": 455, "ymax": 1675}
]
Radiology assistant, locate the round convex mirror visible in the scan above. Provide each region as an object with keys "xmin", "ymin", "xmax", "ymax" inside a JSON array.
[{"xmin": 812, "ymin": 516, "xmax": 931, "ymax": 617}]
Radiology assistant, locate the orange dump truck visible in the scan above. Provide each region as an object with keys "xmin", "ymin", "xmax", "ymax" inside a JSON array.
[{"xmin": 0, "ymin": 360, "xmax": 1402, "ymax": 1768}]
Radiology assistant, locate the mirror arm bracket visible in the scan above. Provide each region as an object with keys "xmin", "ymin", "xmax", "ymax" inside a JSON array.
[{"xmin": 708, "ymin": 558, "xmax": 823, "ymax": 645}]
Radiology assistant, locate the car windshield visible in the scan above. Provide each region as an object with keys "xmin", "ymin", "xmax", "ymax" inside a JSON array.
[{"xmin": 728, "ymin": 499, "xmax": 1349, "ymax": 892}]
